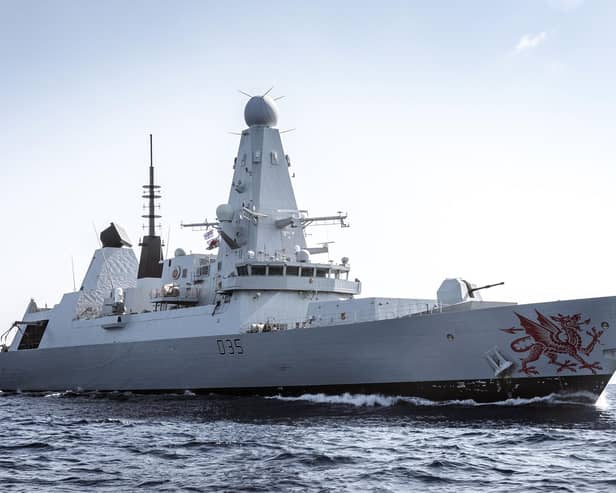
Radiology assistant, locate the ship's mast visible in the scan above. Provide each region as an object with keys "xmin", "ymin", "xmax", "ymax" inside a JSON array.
[
  {"xmin": 137, "ymin": 134, "xmax": 163, "ymax": 279},
  {"xmin": 147, "ymin": 135, "xmax": 157, "ymax": 237}
]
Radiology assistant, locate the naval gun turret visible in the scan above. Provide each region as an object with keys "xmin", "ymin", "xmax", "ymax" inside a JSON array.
[{"xmin": 437, "ymin": 278, "xmax": 505, "ymax": 306}]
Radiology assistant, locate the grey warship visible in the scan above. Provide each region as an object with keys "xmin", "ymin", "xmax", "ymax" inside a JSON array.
[{"xmin": 1, "ymin": 94, "xmax": 615, "ymax": 402}]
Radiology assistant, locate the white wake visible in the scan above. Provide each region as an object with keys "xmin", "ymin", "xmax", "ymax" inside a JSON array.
[{"xmin": 266, "ymin": 391, "xmax": 603, "ymax": 408}]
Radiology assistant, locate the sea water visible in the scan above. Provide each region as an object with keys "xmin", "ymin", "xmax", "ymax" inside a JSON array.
[{"xmin": 0, "ymin": 386, "xmax": 614, "ymax": 492}]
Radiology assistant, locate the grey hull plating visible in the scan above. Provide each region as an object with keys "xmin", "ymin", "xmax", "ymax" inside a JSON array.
[{"xmin": 2, "ymin": 297, "xmax": 616, "ymax": 401}]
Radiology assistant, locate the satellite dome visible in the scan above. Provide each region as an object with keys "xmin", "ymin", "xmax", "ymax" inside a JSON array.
[
  {"xmin": 244, "ymin": 95, "xmax": 278, "ymax": 127},
  {"xmin": 296, "ymin": 249, "xmax": 311, "ymax": 263},
  {"xmin": 216, "ymin": 203, "xmax": 234, "ymax": 222}
]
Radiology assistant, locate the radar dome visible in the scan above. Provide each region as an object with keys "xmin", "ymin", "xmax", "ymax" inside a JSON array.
[
  {"xmin": 296, "ymin": 249, "xmax": 311, "ymax": 263},
  {"xmin": 244, "ymin": 95, "xmax": 278, "ymax": 127},
  {"xmin": 216, "ymin": 204, "xmax": 234, "ymax": 222}
]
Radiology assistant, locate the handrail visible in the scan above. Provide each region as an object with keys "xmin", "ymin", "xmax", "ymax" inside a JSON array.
[
  {"xmin": 151, "ymin": 285, "xmax": 202, "ymax": 300},
  {"xmin": 241, "ymin": 304, "xmax": 448, "ymax": 333}
]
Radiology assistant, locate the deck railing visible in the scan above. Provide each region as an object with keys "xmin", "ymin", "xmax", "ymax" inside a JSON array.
[{"xmin": 241, "ymin": 303, "xmax": 447, "ymax": 333}]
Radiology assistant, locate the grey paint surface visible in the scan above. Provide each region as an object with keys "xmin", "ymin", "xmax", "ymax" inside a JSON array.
[{"xmin": 2, "ymin": 296, "xmax": 615, "ymax": 393}]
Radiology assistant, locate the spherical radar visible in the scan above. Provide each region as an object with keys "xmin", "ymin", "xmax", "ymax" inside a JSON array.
[
  {"xmin": 216, "ymin": 203, "xmax": 234, "ymax": 222},
  {"xmin": 244, "ymin": 95, "xmax": 279, "ymax": 127}
]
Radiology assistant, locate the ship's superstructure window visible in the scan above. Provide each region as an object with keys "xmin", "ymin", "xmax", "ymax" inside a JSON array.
[
  {"xmin": 182, "ymin": 269, "xmax": 187, "ymax": 278},
  {"xmin": 235, "ymin": 264, "xmax": 337, "ymax": 278},
  {"xmin": 17, "ymin": 320, "xmax": 49, "ymax": 350},
  {"xmin": 197, "ymin": 265, "xmax": 210, "ymax": 277},
  {"xmin": 301, "ymin": 267, "xmax": 315, "ymax": 277}
]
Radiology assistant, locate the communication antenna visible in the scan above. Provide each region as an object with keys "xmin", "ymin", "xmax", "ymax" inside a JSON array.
[
  {"xmin": 143, "ymin": 134, "xmax": 161, "ymax": 238},
  {"xmin": 71, "ymin": 256, "xmax": 76, "ymax": 292},
  {"xmin": 137, "ymin": 134, "xmax": 163, "ymax": 279},
  {"xmin": 165, "ymin": 225, "xmax": 171, "ymax": 260},
  {"xmin": 238, "ymin": 88, "xmax": 284, "ymax": 101}
]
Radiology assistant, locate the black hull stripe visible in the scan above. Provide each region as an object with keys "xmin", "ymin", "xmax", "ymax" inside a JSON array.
[
  {"xmin": 13, "ymin": 374, "xmax": 604, "ymax": 403},
  {"xmin": 187, "ymin": 374, "xmax": 612, "ymax": 403}
]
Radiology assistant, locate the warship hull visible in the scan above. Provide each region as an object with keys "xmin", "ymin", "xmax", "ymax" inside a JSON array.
[
  {"xmin": 5, "ymin": 96, "xmax": 615, "ymax": 404},
  {"xmin": 2, "ymin": 296, "xmax": 615, "ymax": 402}
]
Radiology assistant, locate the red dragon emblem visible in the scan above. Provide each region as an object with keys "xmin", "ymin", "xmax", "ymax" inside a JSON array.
[{"xmin": 501, "ymin": 311, "xmax": 605, "ymax": 375}]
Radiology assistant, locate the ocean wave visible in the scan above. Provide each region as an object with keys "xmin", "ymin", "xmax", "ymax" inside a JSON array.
[
  {"xmin": 266, "ymin": 391, "xmax": 600, "ymax": 408},
  {"xmin": 0, "ymin": 441, "xmax": 55, "ymax": 451}
]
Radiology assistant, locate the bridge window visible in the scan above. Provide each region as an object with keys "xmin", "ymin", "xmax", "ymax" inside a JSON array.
[
  {"xmin": 17, "ymin": 321, "xmax": 49, "ymax": 350},
  {"xmin": 252, "ymin": 265, "xmax": 266, "ymax": 276},
  {"xmin": 315, "ymin": 268, "xmax": 328, "ymax": 278},
  {"xmin": 301, "ymin": 267, "xmax": 314, "ymax": 277},
  {"xmin": 286, "ymin": 266, "xmax": 299, "ymax": 276},
  {"xmin": 268, "ymin": 265, "xmax": 283, "ymax": 276},
  {"xmin": 237, "ymin": 265, "xmax": 249, "ymax": 276}
]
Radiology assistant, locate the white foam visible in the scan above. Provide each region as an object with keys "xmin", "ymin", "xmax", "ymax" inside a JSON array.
[
  {"xmin": 44, "ymin": 392, "xmax": 64, "ymax": 398},
  {"xmin": 595, "ymin": 391, "xmax": 610, "ymax": 410},
  {"xmin": 266, "ymin": 391, "xmax": 601, "ymax": 408},
  {"xmin": 268, "ymin": 393, "xmax": 400, "ymax": 407}
]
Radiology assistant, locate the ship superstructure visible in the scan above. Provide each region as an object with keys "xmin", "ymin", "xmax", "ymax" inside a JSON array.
[{"xmin": 1, "ymin": 94, "xmax": 615, "ymax": 402}]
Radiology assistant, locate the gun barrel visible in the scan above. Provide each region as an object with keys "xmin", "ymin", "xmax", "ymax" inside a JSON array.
[{"xmin": 469, "ymin": 281, "xmax": 505, "ymax": 294}]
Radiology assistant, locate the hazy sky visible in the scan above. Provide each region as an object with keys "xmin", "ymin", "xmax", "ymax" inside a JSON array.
[{"xmin": 1, "ymin": 0, "xmax": 615, "ymax": 329}]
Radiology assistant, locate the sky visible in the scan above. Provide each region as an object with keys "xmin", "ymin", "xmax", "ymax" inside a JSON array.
[{"xmin": 1, "ymin": 0, "xmax": 616, "ymax": 332}]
